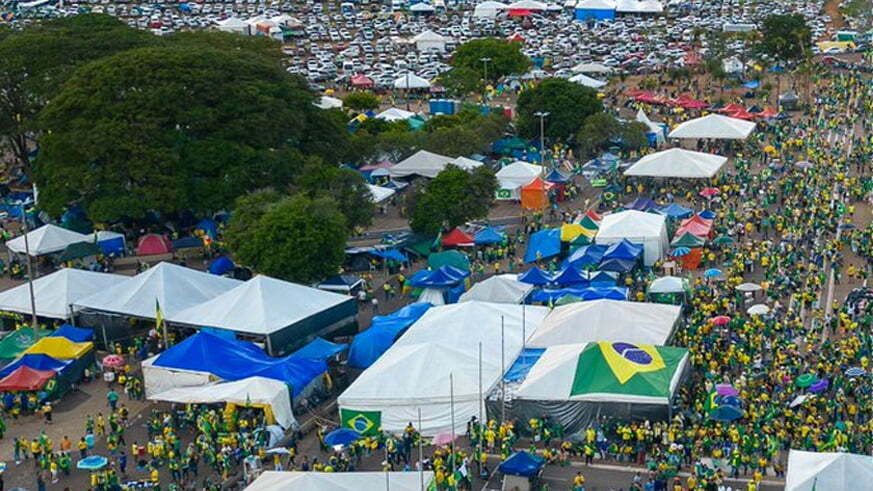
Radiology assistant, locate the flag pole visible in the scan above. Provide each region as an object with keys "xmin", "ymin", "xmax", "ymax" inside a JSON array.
[
  {"xmin": 418, "ymin": 407, "xmax": 424, "ymax": 491},
  {"xmin": 21, "ymin": 204, "xmax": 37, "ymax": 329}
]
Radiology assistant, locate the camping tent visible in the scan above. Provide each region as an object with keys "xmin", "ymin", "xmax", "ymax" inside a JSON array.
[
  {"xmin": 458, "ymin": 274, "xmax": 533, "ymax": 304},
  {"xmin": 624, "ymin": 148, "xmax": 728, "ymax": 178},
  {"xmin": 668, "ymin": 114, "xmax": 756, "ymax": 140},
  {"xmin": 388, "ymin": 150, "xmax": 482, "ymax": 178},
  {"xmin": 136, "ymin": 234, "xmax": 173, "ymax": 256},
  {"xmin": 596, "ymin": 211, "xmax": 668, "ymax": 266},
  {"xmin": 527, "ymin": 299, "xmax": 681, "ymax": 347},
  {"xmin": 167, "ymin": 275, "xmax": 356, "ymax": 355},
  {"xmin": 6, "ymin": 224, "xmax": 89, "ymax": 256},
  {"xmin": 496, "ymin": 161, "xmax": 544, "ymax": 199},
  {"xmin": 367, "ymin": 184, "xmax": 396, "ymax": 203},
  {"xmin": 0, "ymin": 268, "xmax": 127, "ymax": 320},
  {"xmin": 150, "ymin": 377, "xmax": 296, "ymax": 428},
  {"xmin": 347, "ymin": 303, "xmax": 432, "ymax": 369},
  {"xmin": 412, "ymin": 30, "xmax": 447, "ymax": 51},
  {"xmin": 244, "ymin": 471, "xmax": 434, "ymax": 491},
  {"xmin": 92, "ymin": 231, "xmax": 126, "ymax": 256},
  {"xmin": 574, "ymin": 0, "xmax": 616, "ymax": 20},
  {"xmin": 473, "ymin": 0, "xmax": 507, "ymax": 17},
  {"xmin": 785, "ymin": 450, "xmax": 873, "ymax": 491}
]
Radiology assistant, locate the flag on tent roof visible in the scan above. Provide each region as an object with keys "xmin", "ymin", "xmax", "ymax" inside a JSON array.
[{"xmin": 570, "ymin": 343, "xmax": 687, "ymax": 399}]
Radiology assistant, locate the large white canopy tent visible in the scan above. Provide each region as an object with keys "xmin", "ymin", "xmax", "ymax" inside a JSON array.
[
  {"xmin": 615, "ymin": 0, "xmax": 663, "ymax": 12},
  {"xmin": 572, "ymin": 62, "xmax": 613, "ymax": 74},
  {"xmin": 458, "ymin": 274, "xmax": 533, "ymax": 304},
  {"xmin": 0, "ymin": 268, "xmax": 127, "ymax": 320},
  {"xmin": 412, "ymin": 30, "xmax": 448, "ymax": 51},
  {"xmin": 623, "ymin": 148, "xmax": 728, "ymax": 178},
  {"xmin": 569, "ymin": 73, "xmax": 607, "ymax": 88},
  {"xmin": 216, "ymin": 17, "xmax": 251, "ymax": 35},
  {"xmin": 527, "ymin": 299, "xmax": 681, "ymax": 348},
  {"xmin": 506, "ymin": 0, "xmax": 548, "ymax": 9},
  {"xmin": 393, "ymin": 73, "xmax": 432, "ymax": 89},
  {"xmin": 495, "ymin": 161, "xmax": 544, "ymax": 198},
  {"xmin": 374, "ymin": 107, "xmax": 416, "ymax": 122},
  {"xmin": 367, "ymin": 184, "xmax": 396, "ymax": 203},
  {"xmin": 473, "ymin": 0, "xmax": 507, "ymax": 17},
  {"xmin": 150, "ymin": 376, "xmax": 296, "ymax": 429},
  {"xmin": 786, "ymin": 450, "xmax": 873, "ymax": 491},
  {"xmin": 389, "ymin": 150, "xmax": 482, "ymax": 178},
  {"xmin": 314, "ymin": 95, "xmax": 343, "ymax": 110},
  {"xmin": 595, "ymin": 210, "xmax": 669, "ymax": 265},
  {"xmin": 338, "ymin": 301, "xmax": 549, "ymax": 435},
  {"xmin": 668, "ymin": 114, "xmax": 756, "ymax": 140},
  {"xmin": 6, "ymin": 224, "xmax": 89, "ymax": 257},
  {"xmin": 245, "ymin": 471, "xmax": 434, "ymax": 491}
]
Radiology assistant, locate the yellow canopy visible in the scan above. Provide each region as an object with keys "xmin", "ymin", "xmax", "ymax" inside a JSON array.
[
  {"xmin": 560, "ymin": 223, "xmax": 584, "ymax": 242},
  {"xmin": 25, "ymin": 337, "xmax": 93, "ymax": 359}
]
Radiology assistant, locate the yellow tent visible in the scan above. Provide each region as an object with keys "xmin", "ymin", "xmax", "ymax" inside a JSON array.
[
  {"xmin": 25, "ymin": 337, "xmax": 93, "ymax": 359},
  {"xmin": 560, "ymin": 223, "xmax": 585, "ymax": 242}
]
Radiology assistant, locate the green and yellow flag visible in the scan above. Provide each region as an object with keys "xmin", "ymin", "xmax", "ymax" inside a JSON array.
[{"xmin": 340, "ymin": 408, "xmax": 381, "ymax": 436}]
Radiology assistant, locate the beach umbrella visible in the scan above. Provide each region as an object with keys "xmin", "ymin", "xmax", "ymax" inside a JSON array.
[
  {"xmin": 736, "ymin": 283, "xmax": 762, "ymax": 292},
  {"xmin": 699, "ymin": 188, "xmax": 720, "ymax": 197},
  {"xmin": 808, "ymin": 378, "xmax": 829, "ymax": 393},
  {"xmin": 713, "ymin": 236, "xmax": 734, "ymax": 245},
  {"xmin": 703, "ymin": 268, "xmax": 723, "ymax": 278},
  {"xmin": 746, "ymin": 304, "xmax": 770, "ymax": 315},
  {"xmin": 795, "ymin": 374, "xmax": 816, "ymax": 388},
  {"xmin": 846, "ymin": 367, "xmax": 866, "ymax": 377},
  {"xmin": 711, "ymin": 315, "xmax": 731, "ymax": 326},
  {"xmin": 432, "ymin": 432, "xmax": 458, "ymax": 446},
  {"xmin": 710, "ymin": 405, "xmax": 743, "ymax": 422},
  {"xmin": 323, "ymin": 428, "xmax": 361, "ymax": 447},
  {"xmin": 715, "ymin": 384, "xmax": 739, "ymax": 397},
  {"xmin": 77, "ymin": 455, "xmax": 108, "ymax": 470},
  {"xmin": 102, "ymin": 354, "xmax": 125, "ymax": 369},
  {"xmin": 670, "ymin": 247, "xmax": 691, "ymax": 257}
]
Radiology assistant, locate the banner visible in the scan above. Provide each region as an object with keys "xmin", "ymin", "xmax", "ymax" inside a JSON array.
[{"xmin": 340, "ymin": 408, "xmax": 381, "ymax": 436}]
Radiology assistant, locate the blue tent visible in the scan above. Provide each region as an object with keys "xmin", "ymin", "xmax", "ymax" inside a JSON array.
[
  {"xmin": 524, "ymin": 229, "xmax": 561, "ymax": 263},
  {"xmin": 48, "ymin": 324, "xmax": 94, "ymax": 343},
  {"xmin": 602, "ymin": 239, "xmax": 643, "ymax": 261},
  {"xmin": 579, "ymin": 286, "xmax": 628, "ymax": 300},
  {"xmin": 588, "ymin": 270, "xmax": 617, "ymax": 286},
  {"xmin": 499, "ymin": 451, "xmax": 545, "ymax": 477},
  {"xmin": 0, "ymin": 354, "xmax": 72, "ymax": 378},
  {"xmin": 657, "ymin": 203, "xmax": 694, "ymax": 219},
  {"xmin": 408, "ymin": 266, "xmax": 469, "ymax": 288},
  {"xmin": 371, "ymin": 248, "xmax": 409, "ymax": 263},
  {"xmin": 153, "ymin": 332, "xmax": 326, "ymax": 396},
  {"xmin": 562, "ymin": 244, "xmax": 608, "ymax": 268},
  {"xmin": 544, "ymin": 169, "xmax": 571, "ymax": 184},
  {"xmin": 290, "ymin": 337, "xmax": 348, "ymax": 361},
  {"xmin": 96, "ymin": 235, "xmax": 125, "ymax": 256},
  {"xmin": 504, "ymin": 348, "xmax": 546, "ymax": 382},
  {"xmin": 348, "ymin": 303, "xmax": 432, "ymax": 368},
  {"xmin": 474, "ymin": 226, "xmax": 506, "ymax": 245},
  {"xmin": 575, "ymin": 7, "xmax": 615, "ymax": 21},
  {"xmin": 172, "ymin": 236, "xmax": 203, "ymax": 249},
  {"xmin": 195, "ymin": 218, "xmax": 219, "ymax": 239},
  {"xmin": 699, "ymin": 210, "xmax": 716, "ymax": 220},
  {"xmin": 208, "ymin": 256, "xmax": 235, "ymax": 275},
  {"xmin": 529, "ymin": 287, "xmax": 589, "ymax": 303},
  {"xmin": 622, "ymin": 197, "xmax": 657, "ymax": 212},
  {"xmin": 552, "ymin": 266, "xmax": 588, "ymax": 286},
  {"xmin": 599, "ymin": 257, "xmax": 638, "ymax": 273},
  {"xmin": 518, "ymin": 267, "xmax": 554, "ymax": 286}
]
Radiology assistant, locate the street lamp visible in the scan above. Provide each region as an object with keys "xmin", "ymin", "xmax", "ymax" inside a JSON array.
[
  {"xmin": 533, "ymin": 111, "xmax": 549, "ymax": 163},
  {"xmin": 479, "ymin": 57, "xmax": 492, "ymax": 102}
]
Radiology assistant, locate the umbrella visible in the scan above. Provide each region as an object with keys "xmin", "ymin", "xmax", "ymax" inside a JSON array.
[
  {"xmin": 736, "ymin": 283, "xmax": 762, "ymax": 292},
  {"xmin": 747, "ymin": 304, "xmax": 770, "ymax": 315},
  {"xmin": 102, "ymin": 354, "xmax": 125, "ymax": 369},
  {"xmin": 808, "ymin": 378, "xmax": 829, "ymax": 393},
  {"xmin": 710, "ymin": 405, "xmax": 743, "ymax": 422},
  {"xmin": 711, "ymin": 315, "xmax": 731, "ymax": 326},
  {"xmin": 713, "ymin": 236, "xmax": 735, "ymax": 245},
  {"xmin": 795, "ymin": 374, "xmax": 816, "ymax": 388},
  {"xmin": 715, "ymin": 384, "xmax": 739, "ymax": 396},
  {"xmin": 846, "ymin": 367, "xmax": 866, "ymax": 377},
  {"xmin": 699, "ymin": 188, "xmax": 720, "ymax": 197},
  {"xmin": 703, "ymin": 268, "xmax": 723, "ymax": 278},
  {"xmin": 323, "ymin": 428, "xmax": 361, "ymax": 447},
  {"xmin": 432, "ymin": 432, "xmax": 458, "ymax": 446},
  {"xmin": 77, "ymin": 455, "xmax": 108, "ymax": 470},
  {"xmin": 670, "ymin": 247, "xmax": 691, "ymax": 257}
]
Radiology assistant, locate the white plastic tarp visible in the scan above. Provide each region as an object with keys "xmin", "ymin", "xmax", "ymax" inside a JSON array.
[
  {"xmin": 6, "ymin": 224, "xmax": 90, "ymax": 256},
  {"xmin": 786, "ymin": 450, "xmax": 873, "ymax": 491},
  {"xmin": 624, "ymin": 148, "xmax": 728, "ymax": 178},
  {"xmin": 142, "ymin": 355, "xmax": 214, "ymax": 398},
  {"xmin": 0, "ymin": 268, "xmax": 127, "ymax": 319},
  {"xmin": 150, "ymin": 376, "xmax": 296, "ymax": 429},
  {"xmin": 527, "ymin": 299, "xmax": 681, "ymax": 348},
  {"xmin": 595, "ymin": 210, "xmax": 669, "ymax": 265},
  {"xmin": 245, "ymin": 471, "xmax": 434, "ymax": 491},
  {"xmin": 314, "ymin": 96, "xmax": 343, "ymax": 110},
  {"xmin": 668, "ymin": 114, "xmax": 756, "ymax": 140},
  {"xmin": 458, "ymin": 274, "xmax": 533, "ymax": 304},
  {"xmin": 572, "ymin": 62, "xmax": 613, "ymax": 74}
]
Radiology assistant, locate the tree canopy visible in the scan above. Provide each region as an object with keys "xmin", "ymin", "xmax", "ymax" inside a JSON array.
[
  {"xmin": 758, "ymin": 13, "xmax": 812, "ymax": 61},
  {"xmin": 294, "ymin": 160, "xmax": 375, "ymax": 232},
  {"xmin": 576, "ymin": 113, "xmax": 650, "ymax": 157},
  {"xmin": 449, "ymin": 38, "xmax": 531, "ymax": 82},
  {"xmin": 516, "ymin": 78, "xmax": 603, "ymax": 142},
  {"xmin": 408, "ymin": 165, "xmax": 497, "ymax": 235},
  {"xmin": 343, "ymin": 91, "xmax": 381, "ymax": 112}
]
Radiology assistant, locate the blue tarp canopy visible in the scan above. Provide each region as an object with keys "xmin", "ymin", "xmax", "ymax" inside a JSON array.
[
  {"xmin": 552, "ymin": 266, "xmax": 588, "ymax": 286},
  {"xmin": 208, "ymin": 256, "xmax": 235, "ymax": 275},
  {"xmin": 195, "ymin": 218, "xmax": 218, "ymax": 239},
  {"xmin": 504, "ymin": 348, "xmax": 545, "ymax": 382},
  {"xmin": 581, "ymin": 286, "xmax": 628, "ymax": 300},
  {"xmin": 371, "ymin": 248, "xmax": 409, "ymax": 263},
  {"xmin": 48, "ymin": 324, "xmax": 94, "ymax": 343},
  {"xmin": 408, "ymin": 265, "xmax": 469, "ymax": 288},
  {"xmin": 603, "ymin": 239, "xmax": 643, "ymax": 261},
  {"xmin": 544, "ymin": 169, "xmax": 571, "ymax": 184},
  {"xmin": 153, "ymin": 332, "xmax": 326, "ymax": 396},
  {"xmin": 657, "ymin": 203, "xmax": 694, "ymax": 219},
  {"xmin": 347, "ymin": 303, "xmax": 432, "ymax": 369},
  {"xmin": 518, "ymin": 267, "xmax": 554, "ymax": 286},
  {"xmin": 474, "ymin": 226, "xmax": 506, "ymax": 245},
  {"xmin": 530, "ymin": 286, "xmax": 628, "ymax": 303},
  {"xmin": 524, "ymin": 229, "xmax": 561, "ymax": 263},
  {"xmin": 623, "ymin": 197, "xmax": 657, "ymax": 212},
  {"xmin": 562, "ymin": 244, "xmax": 608, "ymax": 268},
  {"xmin": 290, "ymin": 337, "xmax": 348, "ymax": 361},
  {"xmin": 0, "ymin": 353, "xmax": 72, "ymax": 378},
  {"xmin": 588, "ymin": 270, "xmax": 617, "ymax": 286},
  {"xmin": 172, "ymin": 236, "xmax": 203, "ymax": 249},
  {"xmin": 599, "ymin": 257, "xmax": 638, "ymax": 273},
  {"xmin": 499, "ymin": 451, "xmax": 545, "ymax": 477},
  {"xmin": 699, "ymin": 210, "xmax": 716, "ymax": 220}
]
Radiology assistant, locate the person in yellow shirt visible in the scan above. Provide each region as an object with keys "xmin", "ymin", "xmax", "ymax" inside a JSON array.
[
  {"xmin": 150, "ymin": 467, "xmax": 159, "ymax": 483},
  {"xmin": 573, "ymin": 471, "xmax": 585, "ymax": 490}
]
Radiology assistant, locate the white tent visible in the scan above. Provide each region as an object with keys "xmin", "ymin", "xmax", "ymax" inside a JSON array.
[
  {"xmin": 339, "ymin": 301, "xmax": 548, "ymax": 435},
  {"xmin": 150, "ymin": 376, "xmax": 296, "ymax": 429},
  {"xmin": 216, "ymin": 17, "xmax": 251, "ymax": 35},
  {"xmin": 569, "ymin": 73, "xmax": 607, "ymax": 88},
  {"xmin": 167, "ymin": 275, "xmax": 352, "ymax": 336},
  {"xmin": 451, "ymin": 156, "xmax": 484, "ymax": 171},
  {"xmin": 141, "ymin": 355, "xmax": 213, "ymax": 398},
  {"xmin": 314, "ymin": 95, "xmax": 343, "ymax": 110},
  {"xmin": 506, "ymin": 0, "xmax": 548, "ymax": 9},
  {"xmin": 722, "ymin": 57, "xmax": 744, "ymax": 74},
  {"xmin": 389, "ymin": 150, "xmax": 482, "ymax": 178},
  {"xmin": 595, "ymin": 210, "xmax": 669, "ymax": 265},
  {"xmin": 635, "ymin": 109, "xmax": 665, "ymax": 144},
  {"xmin": 246, "ymin": 471, "xmax": 434, "ymax": 491},
  {"xmin": 786, "ymin": 450, "xmax": 873, "ymax": 491},
  {"xmin": 393, "ymin": 73, "xmax": 431, "ymax": 89},
  {"xmin": 624, "ymin": 148, "xmax": 728, "ymax": 178},
  {"xmin": 572, "ymin": 62, "xmax": 613, "ymax": 74},
  {"xmin": 668, "ymin": 114, "xmax": 756, "ymax": 140},
  {"xmin": 474, "ymin": 1, "xmax": 507, "ymax": 17},
  {"xmin": 495, "ymin": 162, "xmax": 544, "ymax": 197},
  {"xmin": 458, "ymin": 274, "xmax": 533, "ymax": 304},
  {"xmin": 74, "ymin": 262, "xmax": 242, "ymax": 319},
  {"xmin": 648, "ymin": 276, "xmax": 689, "ymax": 294},
  {"xmin": 409, "ymin": 2, "xmax": 436, "ymax": 12},
  {"xmin": 367, "ymin": 184, "xmax": 396, "ymax": 203},
  {"xmin": 6, "ymin": 224, "xmax": 89, "ymax": 256},
  {"xmin": 375, "ymin": 107, "xmax": 416, "ymax": 122},
  {"xmin": 0, "ymin": 268, "xmax": 127, "ymax": 319},
  {"xmin": 412, "ymin": 30, "xmax": 447, "ymax": 51},
  {"xmin": 527, "ymin": 299, "xmax": 681, "ymax": 347},
  {"xmin": 615, "ymin": 0, "xmax": 663, "ymax": 12}
]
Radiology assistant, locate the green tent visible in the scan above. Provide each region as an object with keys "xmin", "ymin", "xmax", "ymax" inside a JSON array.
[
  {"xmin": 407, "ymin": 240, "xmax": 434, "ymax": 258},
  {"xmin": 569, "ymin": 233, "xmax": 592, "ymax": 251},
  {"xmin": 428, "ymin": 250, "xmax": 470, "ymax": 271},
  {"xmin": 670, "ymin": 232, "xmax": 706, "ymax": 248},
  {"xmin": 0, "ymin": 327, "xmax": 52, "ymax": 361},
  {"xmin": 578, "ymin": 215, "xmax": 599, "ymax": 231},
  {"xmin": 58, "ymin": 241, "xmax": 102, "ymax": 262}
]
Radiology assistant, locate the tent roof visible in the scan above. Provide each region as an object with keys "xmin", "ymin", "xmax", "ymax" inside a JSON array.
[
  {"xmin": 0, "ymin": 365, "xmax": 55, "ymax": 392},
  {"xmin": 442, "ymin": 228, "xmax": 475, "ymax": 247},
  {"xmin": 409, "ymin": 2, "xmax": 436, "ymax": 10},
  {"xmin": 0, "ymin": 327, "xmax": 51, "ymax": 360},
  {"xmin": 572, "ymin": 62, "xmax": 613, "ymax": 74},
  {"xmin": 347, "ymin": 302, "xmax": 432, "ymax": 369},
  {"xmin": 412, "ymin": 29, "xmax": 446, "ymax": 41},
  {"xmin": 245, "ymin": 471, "xmax": 434, "ymax": 491},
  {"xmin": 569, "ymin": 73, "xmax": 607, "ymax": 88},
  {"xmin": 458, "ymin": 274, "xmax": 532, "ymax": 304},
  {"xmin": 499, "ymin": 451, "xmax": 545, "ymax": 477},
  {"xmin": 507, "ymin": 0, "xmax": 547, "ymax": 8},
  {"xmin": 648, "ymin": 276, "xmax": 688, "ymax": 294},
  {"xmin": 0, "ymin": 353, "xmax": 71, "ymax": 379},
  {"xmin": 474, "ymin": 226, "xmax": 506, "ymax": 245},
  {"xmin": 394, "ymin": 73, "xmax": 431, "ymax": 89},
  {"xmin": 0, "ymin": 268, "xmax": 127, "ymax": 319},
  {"xmin": 375, "ymin": 107, "xmax": 416, "ymax": 122},
  {"xmin": 168, "ymin": 275, "xmax": 353, "ymax": 336},
  {"xmin": 389, "ymin": 150, "xmax": 483, "ymax": 178},
  {"xmin": 668, "ymin": 114, "xmax": 756, "ymax": 140},
  {"xmin": 603, "ymin": 239, "xmax": 644, "ymax": 260},
  {"xmin": 24, "ymin": 336, "xmax": 93, "ymax": 359},
  {"xmin": 6, "ymin": 224, "xmax": 89, "ymax": 256},
  {"xmin": 575, "ymin": 0, "xmax": 615, "ymax": 8},
  {"xmin": 496, "ymin": 161, "xmax": 544, "ymax": 187},
  {"xmin": 624, "ymin": 148, "xmax": 728, "ymax": 178},
  {"xmin": 518, "ymin": 266, "xmax": 554, "ymax": 285},
  {"xmin": 597, "ymin": 210, "xmax": 666, "ymax": 239},
  {"xmin": 290, "ymin": 337, "xmax": 348, "ymax": 361},
  {"xmin": 524, "ymin": 228, "xmax": 561, "ymax": 263},
  {"xmin": 527, "ymin": 300, "xmax": 681, "ymax": 348},
  {"xmin": 74, "ymin": 262, "xmax": 242, "ymax": 319},
  {"xmin": 786, "ymin": 450, "xmax": 873, "ymax": 491},
  {"xmin": 615, "ymin": 0, "xmax": 663, "ymax": 12},
  {"xmin": 49, "ymin": 324, "xmax": 95, "ymax": 343},
  {"xmin": 367, "ymin": 184, "xmax": 396, "ymax": 203}
]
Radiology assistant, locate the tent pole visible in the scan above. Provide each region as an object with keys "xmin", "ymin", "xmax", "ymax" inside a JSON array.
[
  {"xmin": 265, "ymin": 334, "xmax": 274, "ymax": 356},
  {"xmin": 450, "ymin": 372, "xmax": 456, "ymax": 476},
  {"xmin": 478, "ymin": 342, "xmax": 483, "ymax": 423},
  {"xmin": 418, "ymin": 407, "xmax": 424, "ymax": 491},
  {"xmin": 500, "ymin": 316, "xmax": 505, "ymax": 424},
  {"xmin": 68, "ymin": 304, "xmax": 76, "ymax": 326},
  {"xmin": 21, "ymin": 204, "xmax": 37, "ymax": 329},
  {"xmin": 101, "ymin": 325, "xmax": 109, "ymax": 351}
]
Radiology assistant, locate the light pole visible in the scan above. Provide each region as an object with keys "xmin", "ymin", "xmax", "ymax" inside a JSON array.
[
  {"xmin": 479, "ymin": 57, "xmax": 491, "ymax": 101},
  {"xmin": 533, "ymin": 111, "xmax": 549, "ymax": 163},
  {"xmin": 20, "ymin": 204, "xmax": 37, "ymax": 328}
]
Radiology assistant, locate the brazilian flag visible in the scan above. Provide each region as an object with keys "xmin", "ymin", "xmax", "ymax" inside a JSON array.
[
  {"xmin": 340, "ymin": 408, "xmax": 381, "ymax": 436},
  {"xmin": 703, "ymin": 389, "xmax": 718, "ymax": 414}
]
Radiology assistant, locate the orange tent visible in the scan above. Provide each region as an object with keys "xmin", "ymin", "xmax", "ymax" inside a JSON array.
[
  {"xmin": 521, "ymin": 178, "xmax": 552, "ymax": 210},
  {"xmin": 678, "ymin": 248, "xmax": 703, "ymax": 270}
]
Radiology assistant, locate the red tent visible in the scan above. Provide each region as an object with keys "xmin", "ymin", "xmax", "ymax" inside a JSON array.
[
  {"xmin": 350, "ymin": 74, "xmax": 374, "ymax": 87},
  {"xmin": 507, "ymin": 33, "xmax": 526, "ymax": 42},
  {"xmin": 624, "ymin": 89, "xmax": 647, "ymax": 97},
  {"xmin": 441, "ymin": 228, "xmax": 475, "ymax": 247},
  {"xmin": 137, "ymin": 234, "xmax": 173, "ymax": 256},
  {"xmin": 756, "ymin": 107, "xmax": 778, "ymax": 119},
  {"xmin": 0, "ymin": 366, "xmax": 55, "ymax": 391},
  {"xmin": 508, "ymin": 9, "xmax": 532, "ymax": 17},
  {"xmin": 585, "ymin": 209, "xmax": 602, "ymax": 222},
  {"xmin": 728, "ymin": 108, "xmax": 755, "ymax": 120},
  {"xmin": 676, "ymin": 215, "xmax": 713, "ymax": 238},
  {"xmin": 719, "ymin": 103, "xmax": 746, "ymax": 114}
]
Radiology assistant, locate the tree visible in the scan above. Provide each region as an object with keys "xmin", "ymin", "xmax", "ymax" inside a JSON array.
[
  {"xmin": 450, "ymin": 38, "xmax": 531, "ymax": 83},
  {"xmin": 758, "ymin": 14, "xmax": 812, "ymax": 62},
  {"xmin": 576, "ymin": 113, "xmax": 622, "ymax": 158},
  {"xmin": 226, "ymin": 192, "xmax": 347, "ymax": 284},
  {"xmin": 294, "ymin": 160, "xmax": 375, "ymax": 232},
  {"xmin": 35, "ymin": 44, "xmax": 346, "ymax": 222},
  {"xmin": 419, "ymin": 111, "xmax": 509, "ymax": 156},
  {"xmin": 408, "ymin": 165, "xmax": 497, "ymax": 235},
  {"xmin": 516, "ymin": 78, "xmax": 603, "ymax": 142},
  {"xmin": 343, "ymin": 91, "xmax": 381, "ymax": 112},
  {"xmin": 620, "ymin": 122, "xmax": 651, "ymax": 151},
  {"xmin": 439, "ymin": 67, "xmax": 485, "ymax": 98}
]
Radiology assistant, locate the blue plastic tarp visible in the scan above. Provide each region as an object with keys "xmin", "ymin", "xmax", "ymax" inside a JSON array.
[
  {"xmin": 172, "ymin": 236, "xmax": 203, "ymax": 249},
  {"xmin": 562, "ymin": 244, "xmax": 608, "ymax": 268},
  {"xmin": 348, "ymin": 303, "xmax": 432, "ymax": 369},
  {"xmin": 504, "ymin": 348, "xmax": 545, "ymax": 382},
  {"xmin": 530, "ymin": 286, "xmax": 628, "ymax": 303},
  {"xmin": 208, "ymin": 256, "xmax": 235, "ymax": 275},
  {"xmin": 603, "ymin": 239, "xmax": 643, "ymax": 261},
  {"xmin": 154, "ymin": 332, "xmax": 326, "ymax": 396},
  {"xmin": 408, "ymin": 265, "xmax": 469, "ymax": 288},
  {"xmin": 0, "ymin": 354, "xmax": 72, "ymax": 378},
  {"xmin": 518, "ymin": 267, "xmax": 554, "ymax": 286},
  {"xmin": 474, "ymin": 226, "xmax": 506, "ymax": 245},
  {"xmin": 657, "ymin": 203, "xmax": 693, "ymax": 219},
  {"xmin": 195, "ymin": 219, "xmax": 219, "ymax": 239},
  {"xmin": 48, "ymin": 324, "xmax": 94, "ymax": 343},
  {"xmin": 445, "ymin": 282, "xmax": 467, "ymax": 304},
  {"xmin": 588, "ymin": 270, "xmax": 617, "ymax": 286},
  {"xmin": 524, "ymin": 229, "xmax": 561, "ymax": 263},
  {"xmin": 290, "ymin": 337, "xmax": 348, "ymax": 361},
  {"xmin": 623, "ymin": 197, "xmax": 657, "ymax": 212},
  {"xmin": 97, "ymin": 237, "xmax": 125, "ymax": 256},
  {"xmin": 499, "ymin": 451, "xmax": 545, "ymax": 477},
  {"xmin": 372, "ymin": 248, "xmax": 409, "ymax": 263}
]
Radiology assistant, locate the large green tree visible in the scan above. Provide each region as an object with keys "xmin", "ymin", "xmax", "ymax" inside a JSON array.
[
  {"xmin": 450, "ymin": 38, "xmax": 531, "ymax": 83},
  {"xmin": 35, "ymin": 43, "xmax": 346, "ymax": 222},
  {"xmin": 294, "ymin": 160, "xmax": 375, "ymax": 232},
  {"xmin": 516, "ymin": 78, "xmax": 603, "ymax": 142},
  {"xmin": 758, "ymin": 13, "xmax": 812, "ymax": 62},
  {"xmin": 225, "ymin": 191, "xmax": 347, "ymax": 283},
  {"xmin": 343, "ymin": 91, "xmax": 381, "ymax": 112},
  {"xmin": 408, "ymin": 165, "xmax": 497, "ymax": 235}
]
